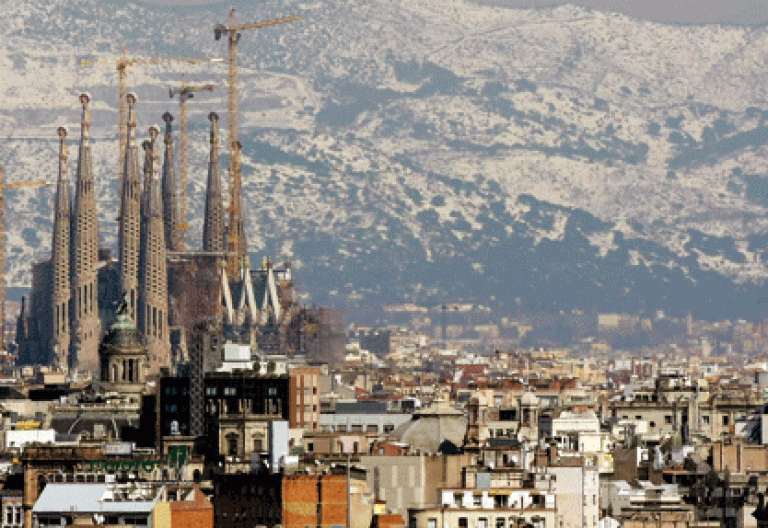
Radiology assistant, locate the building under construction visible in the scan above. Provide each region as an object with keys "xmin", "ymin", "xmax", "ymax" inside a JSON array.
[{"xmin": 15, "ymin": 92, "xmax": 345, "ymax": 374}]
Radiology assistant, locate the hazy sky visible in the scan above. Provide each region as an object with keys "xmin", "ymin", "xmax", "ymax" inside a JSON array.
[
  {"xmin": 139, "ymin": 0, "xmax": 768, "ymax": 26},
  {"xmin": 471, "ymin": 0, "xmax": 768, "ymax": 25}
]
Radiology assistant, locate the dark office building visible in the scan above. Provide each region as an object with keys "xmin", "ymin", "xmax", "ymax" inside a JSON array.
[
  {"xmin": 159, "ymin": 376, "xmax": 192, "ymax": 438},
  {"xmin": 202, "ymin": 372, "xmax": 290, "ymax": 458}
]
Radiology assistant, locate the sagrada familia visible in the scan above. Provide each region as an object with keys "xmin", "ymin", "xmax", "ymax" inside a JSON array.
[{"xmin": 15, "ymin": 93, "xmax": 340, "ymax": 376}]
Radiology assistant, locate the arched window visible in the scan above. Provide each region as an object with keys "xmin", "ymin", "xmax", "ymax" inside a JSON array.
[{"xmin": 226, "ymin": 433, "xmax": 239, "ymax": 456}]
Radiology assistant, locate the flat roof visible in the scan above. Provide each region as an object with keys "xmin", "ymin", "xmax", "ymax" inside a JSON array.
[{"xmin": 33, "ymin": 483, "xmax": 162, "ymax": 514}]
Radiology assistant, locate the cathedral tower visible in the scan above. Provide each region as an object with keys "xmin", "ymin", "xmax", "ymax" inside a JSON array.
[
  {"xmin": 118, "ymin": 93, "xmax": 142, "ymax": 323},
  {"xmin": 139, "ymin": 127, "xmax": 170, "ymax": 374},
  {"xmin": 52, "ymin": 126, "xmax": 71, "ymax": 369},
  {"xmin": 70, "ymin": 93, "xmax": 101, "ymax": 373},
  {"xmin": 161, "ymin": 112, "xmax": 181, "ymax": 252},
  {"xmin": 203, "ymin": 112, "xmax": 225, "ymax": 253}
]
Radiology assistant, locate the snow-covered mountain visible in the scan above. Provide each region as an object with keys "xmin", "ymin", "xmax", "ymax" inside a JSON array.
[{"xmin": 4, "ymin": 0, "xmax": 768, "ymax": 322}]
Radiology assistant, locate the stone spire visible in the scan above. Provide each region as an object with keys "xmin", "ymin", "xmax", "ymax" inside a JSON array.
[
  {"xmin": 70, "ymin": 93, "xmax": 101, "ymax": 373},
  {"xmin": 161, "ymin": 112, "xmax": 181, "ymax": 252},
  {"xmin": 118, "ymin": 93, "xmax": 141, "ymax": 323},
  {"xmin": 203, "ymin": 112, "xmax": 225, "ymax": 253},
  {"xmin": 226, "ymin": 140, "xmax": 248, "ymax": 274},
  {"xmin": 52, "ymin": 126, "xmax": 71, "ymax": 369},
  {"xmin": 139, "ymin": 126, "xmax": 170, "ymax": 375}
]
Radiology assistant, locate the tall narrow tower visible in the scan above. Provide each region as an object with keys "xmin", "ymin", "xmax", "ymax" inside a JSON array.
[
  {"xmin": 51, "ymin": 126, "xmax": 71, "ymax": 369},
  {"xmin": 161, "ymin": 112, "xmax": 181, "ymax": 252},
  {"xmin": 139, "ymin": 127, "xmax": 170, "ymax": 374},
  {"xmin": 70, "ymin": 93, "xmax": 101, "ymax": 373},
  {"xmin": 203, "ymin": 112, "xmax": 225, "ymax": 253},
  {"xmin": 118, "ymin": 93, "xmax": 142, "ymax": 323}
]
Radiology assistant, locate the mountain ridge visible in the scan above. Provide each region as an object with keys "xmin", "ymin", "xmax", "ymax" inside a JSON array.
[{"xmin": 3, "ymin": 0, "xmax": 768, "ymax": 322}]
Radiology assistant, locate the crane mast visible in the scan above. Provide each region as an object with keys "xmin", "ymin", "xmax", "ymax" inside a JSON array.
[
  {"xmin": 214, "ymin": 10, "xmax": 299, "ymax": 277},
  {"xmin": 80, "ymin": 52, "xmax": 222, "ymax": 204},
  {"xmin": 169, "ymin": 79, "xmax": 215, "ymax": 251}
]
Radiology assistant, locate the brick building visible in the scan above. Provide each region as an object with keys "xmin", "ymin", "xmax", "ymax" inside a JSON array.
[{"xmin": 283, "ymin": 474, "xmax": 348, "ymax": 528}]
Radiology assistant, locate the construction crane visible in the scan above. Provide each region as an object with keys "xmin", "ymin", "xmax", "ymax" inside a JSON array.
[
  {"xmin": 214, "ymin": 10, "xmax": 300, "ymax": 277},
  {"xmin": 0, "ymin": 167, "xmax": 51, "ymax": 352},
  {"xmin": 169, "ymin": 78, "xmax": 215, "ymax": 251},
  {"xmin": 80, "ymin": 49, "xmax": 223, "ymax": 201}
]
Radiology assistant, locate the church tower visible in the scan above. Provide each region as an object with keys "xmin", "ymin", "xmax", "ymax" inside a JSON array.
[
  {"xmin": 70, "ymin": 93, "xmax": 101, "ymax": 373},
  {"xmin": 51, "ymin": 126, "xmax": 71, "ymax": 369},
  {"xmin": 203, "ymin": 112, "xmax": 225, "ymax": 253},
  {"xmin": 161, "ymin": 112, "xmax": 181, "ymax": 252},
  {"xmin": 118, "ymin": 93, "xmax": 142, "ymax": 323},
  {"xmin": 139, "ymin": 127, "xmax": 170, "ymax": 374}
]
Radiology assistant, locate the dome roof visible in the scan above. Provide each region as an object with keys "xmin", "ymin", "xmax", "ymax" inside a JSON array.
[
  {"xmin": 100, "ymin": 306, "xmax": 144, "ymax": 353},
  {"xmin": 391, "ymin": 413, "xmax": 467, "ymax": 453},
  {"xmin": 390, "ymin": 392, "xmax": 467, "ymax": 452}
]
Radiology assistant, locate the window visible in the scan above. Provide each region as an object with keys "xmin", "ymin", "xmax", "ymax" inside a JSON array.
[
  {"xmin": 703, "ymin": 416, "xmax": 710, "ymax": 424},
  {"xmin": 227, "ymin": 434, "xmax": 239, "ymax": 456},
  {"xmin": 459, "ymin": 518, "xmax": 468, "ymax": 528},
  {"xmin": 428, "ymin": 519, "xmax": 437, "ymax": 528},
  {"xmin": 205, "ymin": 387, "xmax": 217, "ymax": 396},
  {"xmin": 6, "ymin": 506, "xmax": 12, "ymax": 525},
  {"xmin": 384, "ymin": 424, "xmax": 394, "ymax": 433},
  {"xmin": 479, "ymin": 519, "xmax": 488, "ymax": 528},
  {"xmin": 224, "ymin": 387, "xmax": 237, "ymax": 396},
  {"xmin": 664, "ymin": 415, "xmax": 673, "ymax": 424},
  {"xmin": 496, "ymin": 517, "xmax": 505, "ymax": 528},
  {"xmin": 454, "ymin": 493, "xmax": 463, "ymax": 507},
  {"xmin": 268, "ymin": 387, "xmax": 278, "ymax": 396},
  {"xmin": 649, "ymin": 421, "xmax": 656, "ymax": 428},
  {"xmin": 723, "ymin": 416, "xmax": 730, "ymax": 426},
  {"xmin": 473, "ymin": 494, "xmax": 482, "ymax": 506}
]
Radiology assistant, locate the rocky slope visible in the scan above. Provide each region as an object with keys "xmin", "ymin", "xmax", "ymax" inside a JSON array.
[{"xmin": 3, "ymin": 0, "xmax": 768, "ymax": 321}]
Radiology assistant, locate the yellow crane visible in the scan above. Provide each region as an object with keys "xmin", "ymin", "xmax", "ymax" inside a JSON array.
[
  {"xmin": 214, "ymin": 10, "xmax": 300, "ymax": 277},
  {"xmin": 169, "ymin": 78, "xmax": 215, "ymax": 251},
  {"xmin": 80, "ymin": 49, "xmax": 222, "ymax": 200},
  {"xmin": 0, "ymin": 167, "xmax": 51, "ymax": 352}
]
